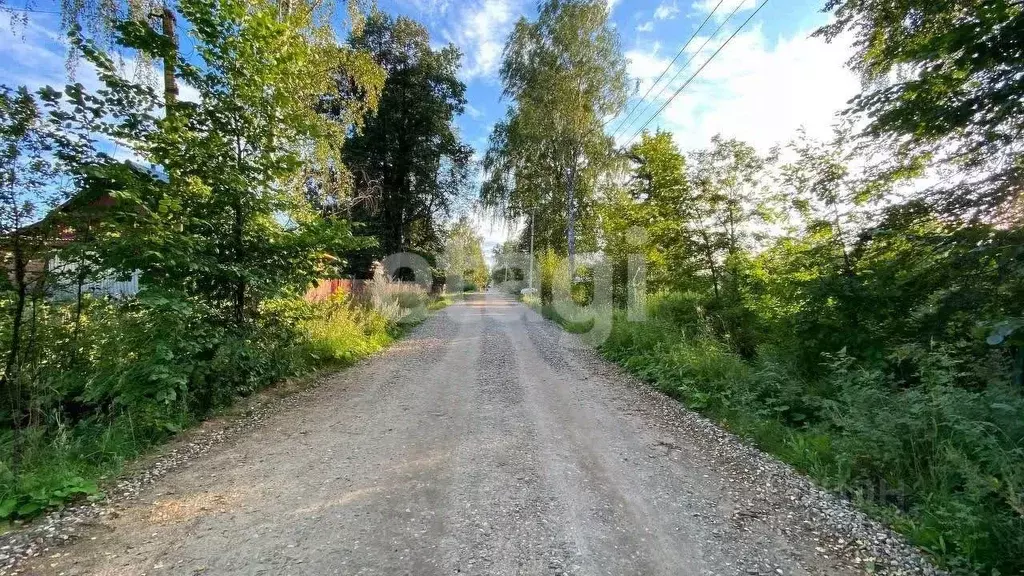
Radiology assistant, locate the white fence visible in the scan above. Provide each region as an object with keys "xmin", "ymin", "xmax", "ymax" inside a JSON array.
[{"xmin": 47, "ymin": 255, "xmax": 141, "ymax": 300}]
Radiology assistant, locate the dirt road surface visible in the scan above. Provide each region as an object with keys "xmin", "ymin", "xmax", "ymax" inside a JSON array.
[{"xmin": 27, "ymin": 293, "xmax": 917, "ymax": 576}]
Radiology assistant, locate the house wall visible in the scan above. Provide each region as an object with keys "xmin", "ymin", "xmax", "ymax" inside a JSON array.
[{"xmin": 47, "ymin": 255, "xmax": 140, "ymax": 300}]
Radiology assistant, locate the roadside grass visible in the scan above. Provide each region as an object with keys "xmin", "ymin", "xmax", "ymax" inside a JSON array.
[
  {"xmin": 520, "ymin": 293, "xmax": 541, "ymax": 311},
  {"xmin": 521, "ymin": 294, "xmax": 605, "ymax": 336},
  {"xmin": 0, "ymin": 292, "xmax": 448, "ymax": 527},
  {"xmin": 540, "ymin": 298, "xmax": 1024, "ymax": 576},
  {"xmin": 427, "ymin": 294, "xmax": 455, "ymax": 311},
  {"xmin": 539, "ymin": 303, "xmax": 595, "ymax": 334}
]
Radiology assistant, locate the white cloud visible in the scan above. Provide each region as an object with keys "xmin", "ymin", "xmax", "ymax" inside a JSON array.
[
  {"xmin": 400, "ymin": 0, "xmax": 452, "ymax": 15},
  {"xmin": 472, "ymin": 213, "xmax": 521, "ymax": 266},
  {"xmin": 444, "ymin": 0, "xmax": 523, "ymax": 81},
  {"xmin": 0, "ymin": 15, "xmax": 75, "ymax": 90},
  {"xmin": 636, "ymin": 21, "xmax": 654, "ymax": 32},
  {"xmin": 692, "ymin": 0, "xmax": 757, "ymax": 18},
  {"xmin": 464, "ymin": 104, "xmax": 483, "ymax": 118},
  {"xmin": 654, "ymin": 2, "xmax": 680, "ymax": 20},
  {"xmin": 619, "ymin": 25, "xmax": 859, "ymax": 153},
  {"xmin": 625, "ymin": 48, "xmax": 672, "ymax": 93},
  {"xmin": 178, "ymin": 82, "xmax": 202, "ymax": 104},
  {"xmin": 0, "ymin": 15, "xmax": 182, "ymax": 101}
]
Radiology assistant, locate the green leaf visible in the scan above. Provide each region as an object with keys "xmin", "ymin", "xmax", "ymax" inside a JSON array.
[
  {"xmin": 0, "ymin": 498, "xmax": 19, "ymax": 519},
  {"xmin": 17, "ymin": 501, "xmax": 43, "ymax": 516}
]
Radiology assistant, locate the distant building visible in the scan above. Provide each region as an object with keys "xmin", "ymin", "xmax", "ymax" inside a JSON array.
[{"xmin": 3, "ymin": 163, "xmax": 153, "ymax": 300}]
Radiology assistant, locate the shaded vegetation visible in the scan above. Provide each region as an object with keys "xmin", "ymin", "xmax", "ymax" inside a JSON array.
[
  {"xmin": 487, "ymin": 2, "xmax": 1024, "ymax": 573},
  {"xmin": 0, "ymin": 293, "xmax": 398, "ymax": 520},
  {"xmin": 0, "ymin": 0, "xmax": 470, "ymax": 524}
]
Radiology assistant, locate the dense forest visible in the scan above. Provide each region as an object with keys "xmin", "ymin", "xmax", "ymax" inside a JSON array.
[
  {"xmin": 0, "ymin": 0, "xmax": 484, "ymax": 525},
  {"xmin": 483, "ymin": 1, "xmax": 1024, "ymax": 574}
]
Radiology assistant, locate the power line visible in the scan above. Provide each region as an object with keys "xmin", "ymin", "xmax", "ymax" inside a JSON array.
[
  {"xmin": 613, "ymin": 0, "xmax": 752, "ymax": 143},
  {"xmin": 3, "ymin": 5, "xmax": 61, "ymax": 14},
  {"xmin": 622, "ymin": 0, "xmax": 770, "ymax": 148},
  {"xmin": 606, "ymin": 0, "xmax": 725, "ymax": 136}
]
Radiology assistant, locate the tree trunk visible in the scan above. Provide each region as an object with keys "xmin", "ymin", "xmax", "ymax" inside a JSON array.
[
  {"xmin": 72, "ymin": 269, "xmax": 84, "ymax": 364},
  {"xmin": 233, "ymin": 197, "xmax": 245, "ymax": 326},
  {"xmin": 2, "ymin": 237, "xmax": 28, "ymax": 473},
  {"xmin": 832, "ymin": 204, "xmax": 853, "ymax": 276},
  {"xmin": 1013, "ymin": 345, "xmax": 1024, "ymax": 389},
  {"xmin": 160, "ymin": 5, "xmax": 179, "ymax": 115},
  {"xmin": 566, "ymin": 153, "xmax": 579, "ymax": 280},
  {"xmin": 233, "ymin": 133, "xmax": 245, "ymax": 327},
  {"xmin": 708, "ymin": 257, "xmax": 721, "ymax": 300},
  {"xmin": 26, "ymin": 291, "xmax": 39, "ymax": 428}
]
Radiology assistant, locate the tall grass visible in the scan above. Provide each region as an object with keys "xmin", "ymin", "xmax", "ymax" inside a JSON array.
[
  {"xmin": 362, "ymin": 261, "xmax": 431, "ymax": 323},
  {"xmin": 0, "ymin": 292, "xmax": 401, "ymax": 522},
  {"xmin": 300, "ymin": 297, "xmax": 395, "ymax": 365},
  {"xmin": 598, "ymin": 295, "xmax": 1024, "ymax": 575}
]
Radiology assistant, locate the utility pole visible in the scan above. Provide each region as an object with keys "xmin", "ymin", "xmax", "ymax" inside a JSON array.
[
  {"xmin": 528, "ymin": 207, "xmax": 535, "ymax": 291},
  {"xmin": 159, "ymin": 5, "xmax": 179, "ymax": 114}
]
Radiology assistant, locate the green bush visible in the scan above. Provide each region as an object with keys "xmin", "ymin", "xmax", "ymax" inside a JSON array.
[
  {"xmin": 0, "ymin": 291, "xmax": 397, "ymax": 522},
  {"xmin": 299, "ymin": 296, "xmax": 394, "ymax": 365},
  {"xmin": 427, "ymin": 295, "xmax": 454, "ymax": 311},
  {"xmin": 539, "ymin": 303, "xmax": 595, "ymax": 334},
  {"xmin": 598, "ymin": 296, "xmax": 1024, "ymax": 575}
]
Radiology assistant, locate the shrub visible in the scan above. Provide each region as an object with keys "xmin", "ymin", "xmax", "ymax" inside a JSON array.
[
  {"xmin": 300, "ymin": 296, "xmax": 393, "ymax": 365},
  {"xmin": 0, "ymin": 290, "xmax": 398, "ymax": 521},
  {"xmin": 597, "ymin": 294, "xmax": 1024, "ymax": 575},
  {"xmin": 363, "ymin": 261, "xmax": 429, "ymax": 323}
]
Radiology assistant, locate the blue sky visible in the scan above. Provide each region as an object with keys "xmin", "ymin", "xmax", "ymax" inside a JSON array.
[
  {"xmin": 0, "ymin": 0, "xmax": 860, "ymax": 257},
  {"xmin": 369, "ymin": 0, "xmax": 858, "ymax": 161},
  {"xmin": 366, "ymin": 0, "xmax": 861, "ymax": 252}
]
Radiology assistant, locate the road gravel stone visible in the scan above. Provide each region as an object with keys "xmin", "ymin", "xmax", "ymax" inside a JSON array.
[{"xmin": 3, "ymin": 293, "xmax": 942, "ymax": 575}]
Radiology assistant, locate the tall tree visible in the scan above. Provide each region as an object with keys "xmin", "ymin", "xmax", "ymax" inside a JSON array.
[
  {"xmin": 491, "ymin": 238, "xmax": 524, "ymax": 285},
  {"xmin": 342, "ymin": 10, "xmax": 472, "ymax": 275},
  {"xmin": 817, "ymin": 0, "xmax": 1024, "ymax": 223},
  {"xmin": 46, "ymin": 0, "xmax": 383, "ymax": 324},
  {"xmin": 600, "ymin": 130, "xmax": 694, "ymax": 300},
  {"xmin": 0, "ymin": 86, "xmax": 64, "ymax": 467},
  {"xmin": 780, "ymin": 124, "xmax": 865, "ymax": 275},
  {"xmin": 481, "ymin": 0, "xmax": 628, "ymax": 277},
  {"xmin": 441, "ymin": 216, "xmax": 488, "ymax": 290},
  {"xmin": 688, "ymin": 135, "xmax": 775, "ymax": 300}
]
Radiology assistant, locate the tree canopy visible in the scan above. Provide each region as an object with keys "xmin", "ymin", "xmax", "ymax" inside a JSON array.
[
  {"xmin": 341, "ymin": 9, "xmax": 473, "ymax": 277},
  {"xmin": 817, "ymin": 0, "xmax": 1024, "ymax": 223},
  {"xmin": 481, "ymin": 0, "xmax": 628, "ymax": 271}
]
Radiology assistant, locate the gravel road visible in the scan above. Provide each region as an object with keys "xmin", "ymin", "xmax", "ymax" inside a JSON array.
[{"xmin": 25, "ymin": 292, "xmax": 939, "ymax": 576}]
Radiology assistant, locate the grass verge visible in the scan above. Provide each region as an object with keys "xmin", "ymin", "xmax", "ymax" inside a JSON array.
[
  {"xmin": 538, "ymin": 299, "xmax": 1024, "ymax": 576},
  {"xmin": 0, "ymin": 293, "xmax": 447, "ymax": 528}
]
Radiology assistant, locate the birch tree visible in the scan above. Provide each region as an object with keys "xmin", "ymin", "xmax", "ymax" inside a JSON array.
[{"xmin": 481, "ymin": 0, "xmax": 627, "ymax": 280}]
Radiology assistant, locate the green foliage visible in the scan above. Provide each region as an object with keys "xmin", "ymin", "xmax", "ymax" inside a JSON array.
[
  {"xmin": 427, "ymin": 295, "xmax": 454, "ymax": 311},
  {"xmin": 600, "ymin": 131, "xmax": 692, "ymax": 301},
  {"xmin": 361, "ymin": 262, "xmax": 432, "ymax": 324},
  {"xmin": 482, "ymin": 0, "xmax": 628, "ymax": 264},
  {"xmin": 481, "ymin": 0, "xmax": 1024, "ymax": 571},
  {"xmin": 0, "ymin": 0, "xmax": 400, "ymax": 524},
  {"xmin": 585, "ymin": 125, "xmax": 1024, "ymax": 575},
  {"xmin": 440, "ymin": 216, "xmax": 489, "ymax": 291},
  {"xmin": 341, "ymin": 9, "xmax": 472, "ymax": 274},
  {"xmin": 817, "ymin": 0, "xmax": 1024, "ymax": 221},
  {"xmin": 539, "ymin": 302, "xmax": 595, "ymax": 334},
  {"xmin": 600, "ymin": 299, "xmax": 1024, "ymax": 574},
  {"xmin": 0, "ymin": 292, "xmax": 397, "ymax": 521},
  {"xmin": 297, "ymin": 296, "xmax": 394, "ymax": 366}
]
